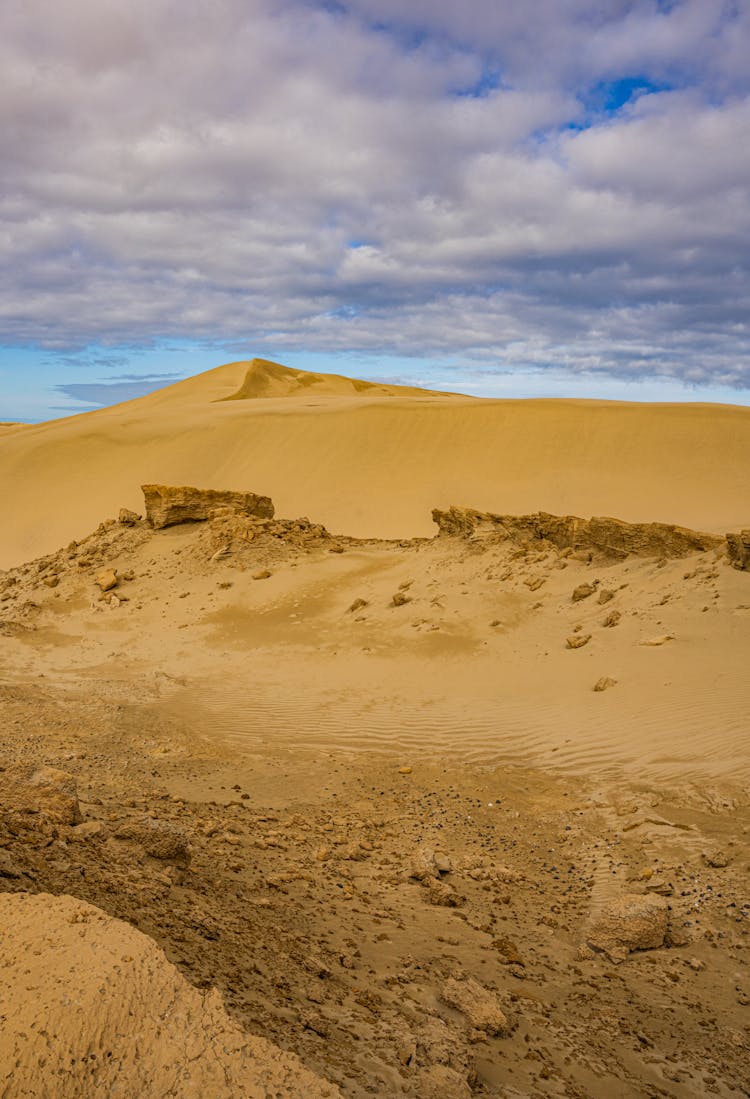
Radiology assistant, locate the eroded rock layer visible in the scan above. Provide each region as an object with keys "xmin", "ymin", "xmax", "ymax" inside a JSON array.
[{"xmin": 432, "ymin": 506, "xmax": 724, "ymax": 559}]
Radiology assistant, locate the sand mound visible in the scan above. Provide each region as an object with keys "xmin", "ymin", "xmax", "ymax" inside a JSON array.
[
  {"xmin": 0, "ymin": 892, "xmax": 340, "ymax": 1099},
  {"xmin": 1, "ymin": 358, "xmax": 749, "ymax": 569},
  {"xmin": 218, "ymin": 357, "xmax": 452, "ymax": 400}
]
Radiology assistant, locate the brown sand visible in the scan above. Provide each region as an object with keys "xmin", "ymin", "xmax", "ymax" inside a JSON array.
[
  {"xmin": 1, "ymin": 365, "xmax": 749, "ymax": 1097},
  {"xmin": 0, "ymin": 358, "xmax": 748, "ymax": 568}
]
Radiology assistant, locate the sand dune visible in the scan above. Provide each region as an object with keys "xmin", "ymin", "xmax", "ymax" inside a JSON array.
[{"xmin": 1, "ymin": 357, "xmax": 748, "ymax": 569}]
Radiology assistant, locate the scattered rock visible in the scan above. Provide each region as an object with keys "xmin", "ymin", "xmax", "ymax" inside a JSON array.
[
  {"xmin": 427, "ymin": 879, "xmax": 463, "ymax": 907},
  {"xmin": 586, "ymin": 894, "xmax": 669, "ymax": 963},
  {"xmin": 703, "ymin": 849, "xmax": 730, "ymax": 868},
  {"xmin": 524, "ymin": 576, "xmax": 545, "ymax": 591},
  {"xmin": 593, "ymin": 676, "xmax": 617, "ymax": 692},
  {"xmin": 572, "ymin": 582, "xmax": 598, "ymax": 602},
  {"xmin": 113, "ymin": 818, "xmax": 191, "ymax": 864},
  {"xmin": 348, "ymin": 598, "xmax": 368, "ymax": 613},
  {"xmin": 253, "ymin": 569, "xmax": 272, "ymax": 581},
  {"xmin": 118, "ymin": 507, "xmax": 142, "ymax": 525},
  {"xmin": 602, "ymin": 609, "xmax": 621, "ymax": 628},
  {"xmin": 640, "ymin": 634, "xmax": 674, "ymax": 647},
  {"xmin": 392, "ymin": 592, "xmax": 411, "ymax": 607},
  {"xmin": 598, "ymin": 588, "xmax": 616, "ymax": 604},
  {"xmin": 96, "ymin": 568, "xmax": 118, "ymax": 592},
  {"xmin": 410, "ymin": 847, "xmax": 440, "ymax": 881},
  {"xmin": 491, "ymin": 937, "xmax": 525, "ymax": 966},
  {"xmin": 141, "ymin": 484, "xmax": 274, "ymax": 529},
  {"xmin": 440, "ymin": 976, "xmax": 509, "ymax": 1035},
  {"xmin": 398, "ymin": 765, "xmax": 413, "ymax": 775},
  {"xmin": 566, "ymin": 634, "xmax": 591, "ymax": 649},
  {"xmin": 70, "ymin": 821, "xmax": 108, "ymax": 842}
]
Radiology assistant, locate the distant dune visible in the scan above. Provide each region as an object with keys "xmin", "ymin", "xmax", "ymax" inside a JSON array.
[{"xmin": 0, "ymin": 357, "xmax": 748, "ymax": 568}]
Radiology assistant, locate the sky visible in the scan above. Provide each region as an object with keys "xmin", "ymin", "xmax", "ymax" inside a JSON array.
[{"xmin": 1, "ymin": 0, "xmax": 750, "ymax": 421}]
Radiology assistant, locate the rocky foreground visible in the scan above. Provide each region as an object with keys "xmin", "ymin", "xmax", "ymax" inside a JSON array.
[{"xmin": 0, "ymin": 487, "xmax": 749, "ymax": 1097}]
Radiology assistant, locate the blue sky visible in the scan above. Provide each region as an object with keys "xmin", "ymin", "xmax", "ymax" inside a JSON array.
[{"xmin": 1, "ymin": 0, "xmax": 749, "ymax": 421}]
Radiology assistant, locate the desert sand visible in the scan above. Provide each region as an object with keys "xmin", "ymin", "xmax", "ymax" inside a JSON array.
[
  {"xmin": 1, "ymin": 358, "xmax": 749, "ymax": 568},
  {"xmin": 1, "ymin": 361, "xmax": 749, "ymax": 1098}
]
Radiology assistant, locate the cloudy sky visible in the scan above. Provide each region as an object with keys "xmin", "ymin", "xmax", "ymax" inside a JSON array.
[{"xmin": 1, "ymin": 0, "xmax": 749, "ymax": 420}]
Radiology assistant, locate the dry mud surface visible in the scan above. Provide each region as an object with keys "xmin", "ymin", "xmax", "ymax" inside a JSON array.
[{"xmin": 1, "ymin": 498, "xmax": 749, "ymax": 1097}]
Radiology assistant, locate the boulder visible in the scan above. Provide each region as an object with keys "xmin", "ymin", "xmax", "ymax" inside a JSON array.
[
  {"xmin": 727, "ymin": 530, "xmax": 750, "ymax": 570},
  {"xmin": 0, "ymin": 893, "xmax": 342, "ymax": 1099},
  {"xmin": 141, "ymin": 484, "xmax": 274, "ymax": 529},
  {"xmin": 586, "ymin": 893, "xmax": 669, "ymax": 963},
  {"xmin": 431, "ymin": 507, "xmax": 723, "ymax": 559}
]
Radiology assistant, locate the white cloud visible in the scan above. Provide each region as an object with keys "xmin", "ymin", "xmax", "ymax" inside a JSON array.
[{"xmin": 0, "ymin": 0, "xmax": 749, "ymax": 389}]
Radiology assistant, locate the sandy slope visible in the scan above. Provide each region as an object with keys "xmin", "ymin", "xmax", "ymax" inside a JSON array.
[
  {"xmin": 1, "ymin": 502, "xmax": 749, "ymax": 1096},
  {"xmin": 1, "ymin": 358, "xmax": 748, "ymax": 568}
]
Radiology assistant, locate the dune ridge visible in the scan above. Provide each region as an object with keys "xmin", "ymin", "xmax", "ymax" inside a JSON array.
[{"xmin": 1, "ymin": 358, "xmax": 748, "ymax": 570}]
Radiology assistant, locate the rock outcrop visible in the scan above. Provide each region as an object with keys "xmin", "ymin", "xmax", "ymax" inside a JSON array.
[
  {"xmin": 142, "ymin": 484, "xmax": 274, "ymax": 529},
  {"xmin": 0, "ymin": 893, "xmax": 342, "ymax": 1099},
  {"xmin": 727, "ymin": 529, "xmax": 750, "ymax": 570},
  {"xmin": 432, "ymin": 506, "xmax": 724, "ymax": 559}
]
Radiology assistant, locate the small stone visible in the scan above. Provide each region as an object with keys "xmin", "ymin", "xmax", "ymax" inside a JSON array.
[
  {"xmin": 598, "ymin": 589, "xmax": 615, "ymax": 604},
  {"xmin": 392, "ymin": 592, "xmax": 411, "ymax": 607},
  {"xmin": 640, "ymin": 634, "xmax": 675, "ymax": 646},
  {"xmin": 96, "ymin": 568, "xmax": 118, "ymax": 592},
  {"xmin": 603, "ymin": 610, "xmax": 621, "ymax": 628},
  {"xmin": 118, "ymin": 507, "xmax": 142, "ymax": 525},
  {"xmin": 440, "ymin": 976, "xmax": 509, "ymax": 1035},
  {"xmin": 572, "ymin": 582, "xmax": 598, "ymax": 602},
  {"xmin": 566, "ymin": 634, "xmax": 591, "ymax": 649},
  {"xmin": 252, "ymin": 569, "xmax": 272, "ymax": 580},
  {"xmin": 347, "ymin": 598, "xmax": 368, "ymax": 613},
  {"xmin": 398, "ymin": 765, "xmax": 413, "ymax": 775},
  {"xmin": 703, "ymin": 849, "xmax": 730, "ymax": 868},
  {"xmin": 593, "ymin": 676, "xmax": 617, "ymax": 692}
]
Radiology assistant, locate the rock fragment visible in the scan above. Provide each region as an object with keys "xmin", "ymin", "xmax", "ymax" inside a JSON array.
[
  {"xmin": 566, "ymin": 634, "xmax": 591, "ymax": 649},
  {"xmin": 96, "ymin": 568, "xmax": 118, "ymax": 592},
  {"xmin": 593, "ymin": 676, "xmax": 617, "ymax": 692},
  {"xmin": 114, "ymin": 818, "xmax": 191, "ymax": 864},
  {"xmin": 572, "ymin": 582, "xmax": 597, "ymax": 602},
  {"xmin": 586, "ymin": 894, "xmax": 669, "ymax": 963},
  {"xmin": 440, "ymin": 976, "xmax": 509, "ymax": 1035}
]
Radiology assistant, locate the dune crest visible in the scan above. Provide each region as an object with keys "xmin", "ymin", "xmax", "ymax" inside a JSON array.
[
  {"xmin": 217, "ymin": 357, "xmax": 453, "ymax": 401},
  {"xmin": 1, "ymin": 357, "xmax": 749, "ymax": 569}
]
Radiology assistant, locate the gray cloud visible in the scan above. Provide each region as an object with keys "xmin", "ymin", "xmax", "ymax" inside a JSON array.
[
  {"xmin": 1, "ymin": 0, "xmax": 749, "ymax": 389},
  {"xmin": 55, "ymin": 374, "xmax": 185, "ymax": 407}
]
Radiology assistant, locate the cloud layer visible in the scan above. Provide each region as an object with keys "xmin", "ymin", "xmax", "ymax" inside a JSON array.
[{"xmin": 1, "ymin": 0, "xmax": 749, "ymax": 387}]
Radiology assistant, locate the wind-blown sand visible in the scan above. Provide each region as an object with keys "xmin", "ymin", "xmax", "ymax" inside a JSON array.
[
  {"xmin": 0, "ymin": 358, "xmax": 748, "ymax": 568},
  {"xmin": 1, "ymin": 363, "xmax": 749, "ymax": 1097}
]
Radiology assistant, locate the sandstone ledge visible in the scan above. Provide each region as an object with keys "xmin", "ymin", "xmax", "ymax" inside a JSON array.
[{"xmin": 432, "ymin": 506, "xmax": 725, "ymax": 559}]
